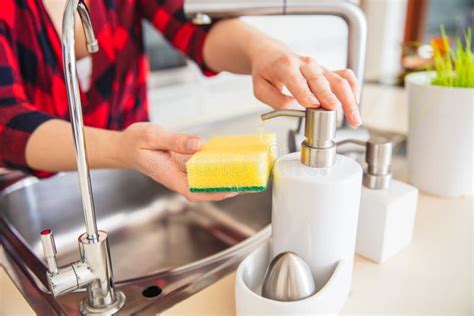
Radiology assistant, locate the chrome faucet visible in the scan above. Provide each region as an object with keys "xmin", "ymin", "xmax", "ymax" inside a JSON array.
[
  {"xmin": 184, "ymin": 0, "xmax": 368, "ymax": 151},
  {"xmin": 40, "ymin": 0, "xmax": 125, "ymax": 314}
]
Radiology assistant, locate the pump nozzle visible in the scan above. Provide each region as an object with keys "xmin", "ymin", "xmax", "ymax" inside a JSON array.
[{"xmin": 261, "ymin": 108, "xmax": 337, "ymax": 168}]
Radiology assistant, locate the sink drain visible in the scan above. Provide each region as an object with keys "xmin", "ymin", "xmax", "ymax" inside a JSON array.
[{"xmin": 142, "ymin": 285, "xmax": 162, "ymax": 298}]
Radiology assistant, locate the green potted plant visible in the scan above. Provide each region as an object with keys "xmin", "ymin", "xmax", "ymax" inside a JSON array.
[{"xmin": 406, "ymin": 27, "xmax": 473, "ymax": 198}]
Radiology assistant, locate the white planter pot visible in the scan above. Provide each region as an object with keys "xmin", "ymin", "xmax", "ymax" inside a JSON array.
[{"xmin": 406, "ymin": 72, "xmax": 474, "ymax": 198}]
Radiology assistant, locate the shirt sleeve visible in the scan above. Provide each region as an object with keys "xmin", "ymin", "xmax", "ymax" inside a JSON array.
[
  {"xmin": 138, "ymin": 0, "xmax": 218, "ymax": 76},
  {"xmin": 0, "ymin": 29, "xmax": 55, "ymax": 173}
]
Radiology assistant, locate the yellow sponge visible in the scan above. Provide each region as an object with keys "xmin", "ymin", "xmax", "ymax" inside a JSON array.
[{"xmin": 186, "ymin": 134, "xmax": 277, "ymax": 192}]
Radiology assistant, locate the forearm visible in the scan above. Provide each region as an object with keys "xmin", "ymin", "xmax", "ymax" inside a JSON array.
[
  {"xmin": 25, "ymin": 119, "xmax": 123, "ymax": 172},
  {"xmin": 203, "ymin": 19, "xmax": 288, "ymax": 74}
]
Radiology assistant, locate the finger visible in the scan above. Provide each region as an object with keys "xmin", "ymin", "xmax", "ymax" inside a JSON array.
[
  {"xmin": 300, "ymin": 64, "xmax": 341, "ymax": 110},
  {"xmin": 184, "ymin": 190, "xmax": 238, "ymax": 203},
  {"xmin": 145, "ymin": 125, "xmax": 202, "ymax": 154},
  {"xmin": 169, "ymin": 152, "xmax": 192, "ymax": 161},
  {"xmin": 143, "ymin": 151, "xmax": 238, "ymax": 202},
  {"xmin": 169, "ymin": 152, "xmax": 192, "ymax": 173},
  {"xmin": 171, "ymin": 165, "xmax": 238, "ymax": 202},
  {"xmin": 335, "ymin": 69, "xmax": 360, "ymax": 104},
  {"xmin": 272, "ymin": 66, "xmax": 320, "ymax": 108},
  {"xmin": 324, "ymin": 71, "xmax": 361, "ymax": 126},
  {"xmin": 253, "ymin": 76, "xmax": 299, "ymax": 109}
]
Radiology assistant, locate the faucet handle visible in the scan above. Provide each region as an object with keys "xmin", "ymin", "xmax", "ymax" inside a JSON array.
[
  {"xmin": 40, "ymin": 229, "xmax": 95, "ymax": 297},
  {"xmin": 40, "ymin": 229, "xmax": 59, "ymax": 274}
]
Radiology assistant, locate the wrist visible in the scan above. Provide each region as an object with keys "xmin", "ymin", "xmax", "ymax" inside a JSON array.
[
  {"xmin": 95, "ymin": 129, "xmax": 126, "ymax": 169},
  {"xmin": 110, "ymin": 130, "xmax": 128, "ymax": 168},
  {"xmin": 248, "ymin": 36, "xmax": 291, "ymax": 70}
]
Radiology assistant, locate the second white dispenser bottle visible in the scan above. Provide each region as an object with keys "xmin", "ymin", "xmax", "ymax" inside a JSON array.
[{"xmin": 261, "ymin": 109, "xmax": 363, "ymax": 293}]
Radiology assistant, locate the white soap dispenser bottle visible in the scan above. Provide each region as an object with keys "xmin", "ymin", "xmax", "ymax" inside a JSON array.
[
  {"xmin": 347, "ymin": 137, "xmax": 419, "ymax": 263},
  {"xmin": 261, "ymin": 109, "xmax": 363, "ymax": 292}
]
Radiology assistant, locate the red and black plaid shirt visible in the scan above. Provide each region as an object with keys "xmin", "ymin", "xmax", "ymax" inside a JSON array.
[{"xmin": 0, "ymin": 0, "xmax": 214, "ymax": 176}]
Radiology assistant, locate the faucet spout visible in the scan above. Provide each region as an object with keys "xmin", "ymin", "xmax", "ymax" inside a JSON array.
[
  {"xmin": 40, "ymin": 1, "xmax": 126, "ymax": 314},
  {"xmin": 62, "ymin": 0, "xmax": 98, "ymax": 241},
  {"xmin": 77, "ymin": 1, "xmax": 99, "ymax": 53}
]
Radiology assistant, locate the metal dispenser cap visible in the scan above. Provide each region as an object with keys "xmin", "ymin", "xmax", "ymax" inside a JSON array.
[
  {"xmin": 302, "ymin": 109, "xmax": 337, "ymax": 168},
  {"xmin": 336, "ymin": 136, "xmax": 393, "ymax": 190},
  {"xmin": 261, "ymin": 108, "xmax": 337, "ymax": 168},
  {"xmin": 363, "ymin": 137, "xmax": 392, "ymax": 190}
]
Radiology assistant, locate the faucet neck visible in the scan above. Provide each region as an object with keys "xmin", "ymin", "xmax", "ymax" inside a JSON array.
[
  {"xmin": 62, "ymin": 0, "xmax": 99, "ymax": 240},
  {"xmin": 51, "ymin": 1, "xmax": 126, "ymax": 313}
]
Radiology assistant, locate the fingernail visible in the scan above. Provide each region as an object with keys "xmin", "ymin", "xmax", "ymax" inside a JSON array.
[
  {"xmin": 188, "ymin": 138, "xmax": 201, "ymax": 151},
  {"xmin": 308, "ymin": 94, "xmax": 320, "ymax": 106},
  {"xmin": 325, "ymin": 94, "xmax": 341, "ymax": 106},
  {"xmin": 224, "ymin": 192, "xmax": 238, "ymax": 198},
  {"xmin": 289, "ymin": 101, "xmax": 305, "ymax": 110},
  {"xmin": 351, "ymin": 109, "xmax": 362, "ymax": 126}
]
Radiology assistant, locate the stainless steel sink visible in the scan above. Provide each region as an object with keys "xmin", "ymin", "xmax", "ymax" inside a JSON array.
[{"xmin": 0, "ymin": 112, "xmax": 295, "ymax": 315}]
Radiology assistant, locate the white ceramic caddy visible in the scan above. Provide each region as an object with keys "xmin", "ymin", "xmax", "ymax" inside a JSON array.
[
  {"xmin": 406, "ymin": 72, "xmax": 474, "ymax": 198},
  {"xmin": 271, "ymin": 153, "xmax": 362, "ymax": 290},
  {"xmin": 356, "ymin": 180, "xmax": 419, "ymax": 263},
  {"xmin": 235, "ymin": 239, "xmax": 351, "ymax": 315}
]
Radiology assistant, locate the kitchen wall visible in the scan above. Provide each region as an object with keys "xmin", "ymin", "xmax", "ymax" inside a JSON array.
[{"xmin": 146, "ymin": 16, "xmax": 348, "ymax": 130}]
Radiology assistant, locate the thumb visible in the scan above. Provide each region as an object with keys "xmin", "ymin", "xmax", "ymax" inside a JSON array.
[{"xmin": 146, "ymin": 126, "xmax": 202, "ymax": 154}]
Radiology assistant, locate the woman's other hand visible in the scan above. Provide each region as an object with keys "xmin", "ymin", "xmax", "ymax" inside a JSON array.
[{"xmin": 115, "ymin": 123, "xmax": 237, "ymax": 203}]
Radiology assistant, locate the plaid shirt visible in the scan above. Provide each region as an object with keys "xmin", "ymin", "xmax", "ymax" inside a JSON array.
[{"xmin": 0, "ymin": 0, "xmax": 214, "ymax": 177}]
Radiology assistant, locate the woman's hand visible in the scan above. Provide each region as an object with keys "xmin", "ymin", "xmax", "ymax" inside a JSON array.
[
  {"xmin": 26, "ymin": 120, "xmax": 235, "ymax": 202},
  {"xmin": 250, "ymin": 40, "xmax": 361, "ymax": 126},
  {"xmin": 204, "ymin": 19, "xmax": 362, "ymax": 126},
  {"xmin": 115, "ymin": 122, "xmax": 237, "ymax": 203}
]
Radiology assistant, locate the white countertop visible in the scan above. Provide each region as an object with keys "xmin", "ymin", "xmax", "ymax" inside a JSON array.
[
  {"xmin": 1, "ymin": 268, "xmax": 36, "ymax": 316},
  {"xmin": 163, "ymin": 191, "xmax": 473, "ymax": 315},
  {"xmin": 3, "ymin": 187, "xmax": 472, "ymax": 315}
]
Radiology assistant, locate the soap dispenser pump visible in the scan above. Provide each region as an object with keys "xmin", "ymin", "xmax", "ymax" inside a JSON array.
[
  {"xmin": 340, "ymin": 137, "xmax": 419, "ymax": 263},
  {"xmin": 261, "ymin": 108, "xmax": 363, "ymax": 292}
]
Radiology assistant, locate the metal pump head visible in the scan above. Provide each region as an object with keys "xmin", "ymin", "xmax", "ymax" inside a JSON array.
[
  {"xmin": 337, "ymin": 136, "xmax": 393, "ymax": 190},
  {"xmin": 261, "ymin": 108, "xmax": 337, "ymax": 168},
  {"xmin": 363, "ymin": 137, "xmax": 392, "ymax": 189}
]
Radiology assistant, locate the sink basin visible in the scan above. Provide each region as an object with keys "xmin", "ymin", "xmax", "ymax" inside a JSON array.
[
  {"xmin": 1, "ymin": 169, "xmax": 271, "ymax": 314},
  {"xmin": 0, "ymin": 112, "xmax": 296, "ymax": 314},
  {"xmin": 3, "ymin": 169, "xmax": 272, "ymax": 277}
]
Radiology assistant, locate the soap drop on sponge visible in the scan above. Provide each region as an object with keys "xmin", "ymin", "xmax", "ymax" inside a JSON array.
[{"xmin": 186, "ymin": 134, "xmax": 277, "ymax": 193}]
